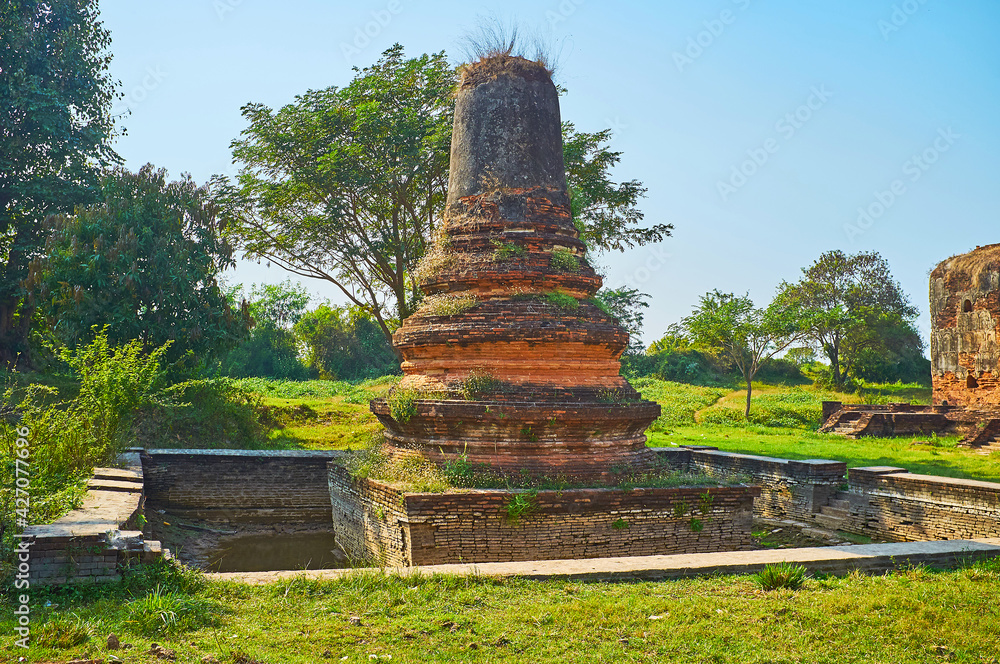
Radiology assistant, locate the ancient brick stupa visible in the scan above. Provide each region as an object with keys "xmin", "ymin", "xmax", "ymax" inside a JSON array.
[
  {"xmin": 930, "ymin": 243, "xmax": 1000, "ymax": 409},
  {"xmin": 822, "ymin": 243, "xmax": 1000, "ymax": 449},
  {"xmin": 370, "ymin": 55, "xmax": 661, "ymax": 478}
]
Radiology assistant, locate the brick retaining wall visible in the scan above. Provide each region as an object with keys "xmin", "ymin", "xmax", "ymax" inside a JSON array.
[
  {"xmin": 141, "ymin": 449, "xmax": 345, "ymax": 522},
  {"xmin": 844, "ymin": 467, "xmax": 1000, "ymax": 541},
  {"xmin": 653, "ymin": 447, "xmax": 846, "ymax": 522},
  {"xmin": 329, "ymin": 463, "xmax": 760, "ymax": 566}
]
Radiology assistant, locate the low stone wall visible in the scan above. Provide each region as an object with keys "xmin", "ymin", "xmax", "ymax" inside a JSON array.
[
  {"xmin": 329, "ymin": 463, "xmax": 760, "ymax": 566},
  {"xmin": 844, "ymin": 467, "xmax": 1000, "ymax": 541},
  {"xmin": 23, "ymin": 458, "xmax": 161, "ymax": 585},
  {"xmin": 654, "ymin": 447, "xmax": 846, "ymax": 523},
  {"xmin": 141, "ymin": 449, "xmax": 345, "ymax": 522}
]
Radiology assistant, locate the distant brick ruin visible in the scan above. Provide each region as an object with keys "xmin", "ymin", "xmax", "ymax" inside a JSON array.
[
  {"xmin": 822, "ymin": 244, "xmax": 1000, "ymax": 451},
  {"xmin": 930, "ymin": 243, "xmax": 1000, "ymax": 409},
  {"xmin": 369, "ymin": 55, "xmax": 660, "ymax": 478}
]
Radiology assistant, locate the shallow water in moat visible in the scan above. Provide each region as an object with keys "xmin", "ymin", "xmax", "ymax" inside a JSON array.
[{"xmin": 204, "ymin": 531, "xmax": 350, "ymax": 572}]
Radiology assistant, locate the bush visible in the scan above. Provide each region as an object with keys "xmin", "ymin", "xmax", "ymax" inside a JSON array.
[
  {"xmin": 1, "ymin": 332, "xmax": 171, "ymax": 579},
  {"xmin": 648, "ymin": 349, "xmax": 730, "ymax": 386},
  {"xmin": 295, "ymin": 304, "xmax": 399, "ymax": 381},
  {"xmin": 218, "ymin": 325, "xmax": 311, "ymax": 380},
  {"xmin": 753, "ymin": 562, "xmax": 807, "ymax": 591},
  {"xmin": 544, "ymin": 292, "xmax": 579, "ymax": 310},
  {"xmin": 549, "ymin": 247, "xmax": 580, "ymax": 272},
  {"xmin": 754, "ymin": 357, "xmax": 806, "ymax": 384},
  {"xmin": 134, "ymin": 378, "xmax": 266, "ymax": 448}
]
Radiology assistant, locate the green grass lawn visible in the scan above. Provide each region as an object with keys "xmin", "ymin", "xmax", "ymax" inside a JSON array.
[
  {"xmin": 232, "ymin": 376, "xmax": 1000, "ymax": 482},
  {"xmin": 5, "ymin": 559, "xmax": 999, "ymax": 663}
]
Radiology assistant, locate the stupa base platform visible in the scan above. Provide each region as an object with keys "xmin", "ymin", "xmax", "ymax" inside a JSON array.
[
  {"xmin": 371, "ymin": 398, "xmax": 661, "ymax": 479},
  {"xmin": 328, "ymin": 464, "xmax": 760, "ymax": 567}
]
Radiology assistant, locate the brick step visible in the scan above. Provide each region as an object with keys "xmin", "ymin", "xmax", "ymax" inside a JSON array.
[
  {"xmin": 827, "ymin": 498, "xmax": 850, "ymax": 510},
  {"xmin": 820, "ymin": 506, "xmax": 848, "ymax": 519},
  {"xmin": 813, "ymin": 513, "xmax": 847, "ymax": 530},
  {"xmin": 92, "ymin": 467, "xmax": 142, "ymax": 482},
  {"xmin": 87, "ymin": 478, "xmax": 143, "ymax": 493}
]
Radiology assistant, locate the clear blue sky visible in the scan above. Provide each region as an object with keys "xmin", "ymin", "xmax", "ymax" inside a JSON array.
[{"xmin": 99, "ymin": 0, "xmax": 1000, "ymax": 348}]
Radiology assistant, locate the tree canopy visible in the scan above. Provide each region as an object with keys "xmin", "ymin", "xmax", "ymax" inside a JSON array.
[
  {"xmin": 777, "ymin": 250, "xmax": 921, "ymax": 387},
  {"xmin": 0, "ymin": 0, "xmax": 121, "ymax": 367},
  {"xmin": 27, "ymin": 165, "xmax": 251, "ymax": 362},
  {"xmin": 215, "ymin": 45, "xmax": 455, "ymax": 343},
  {"xmin": 684, "ymin": 290, "xmax": 804, "ymax": 418}
]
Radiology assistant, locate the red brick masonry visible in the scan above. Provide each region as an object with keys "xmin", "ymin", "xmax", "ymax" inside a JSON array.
[{"xmin": 328, "ymin": 464, "xmax": 760, "ymax": 566}]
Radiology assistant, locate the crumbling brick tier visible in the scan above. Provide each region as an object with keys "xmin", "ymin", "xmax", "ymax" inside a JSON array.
[
  {"xmin": 371, "ymin": 57, "xmax": 660, "ymax": 478},
  {"xmin": 371, "ymin": 399, "xmax": 659, "ymax": 476}
]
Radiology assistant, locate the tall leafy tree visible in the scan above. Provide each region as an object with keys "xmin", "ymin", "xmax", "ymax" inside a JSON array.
[
  {"xmin": 777, "ymin": 250, "xmax": 921, "ymax": 387},
  {"xmin": 0, "ymin": 0, "xmax": 121, "ymax": 367},
  {"xmin": 562, "ymin": 122, "xmax": 671, "ymax": 252},
  {"xmin": 216, "ymin": 45, "xmax": 455, "ymax": 344},
  {"xmin": 218, "ymin": 45, "xmax": 671, "ymax": 345},
  {"xmin": 27, "ymin": 165, "xmax": 251, "ymax": 362},
  {"xmin": 684, "ymin": 291, "xmax": 804, "ymax": 419}
]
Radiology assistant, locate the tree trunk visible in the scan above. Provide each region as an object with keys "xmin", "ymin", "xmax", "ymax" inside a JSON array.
[
  {"xmin": 744, "ymin": 375, "xmax": 753, "ymax": 420},
  {"xmin": 0, "ymin": 297, "xmax": 33, "ymax": 370}
]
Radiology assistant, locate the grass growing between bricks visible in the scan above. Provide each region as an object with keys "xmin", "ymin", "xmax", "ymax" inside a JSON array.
[{"xmin": 3, "ymin": 558, "xmax": 999, "ymax": 663}]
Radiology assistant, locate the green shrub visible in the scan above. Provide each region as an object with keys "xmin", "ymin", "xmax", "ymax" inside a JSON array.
[
  {"xmin": 544, "ymin": 292, "xmax": 579, "ymax": 310},
  {"xmin": 388, "ymin": 388, "xmax": 421, "ymax": 424},
  {"xmin": 549, "ymin": 247, "xmax": 580, "ymax": 272},
  {"xmin": 492, "ymin": 239, "xmax": 526, "ymax": 261},
  {"xmin": 504, "ymin": 491, "xmax": 538, "ymax": 525},
  {"xmin": 460, "ymin": 370, "xmax": 508, "ymax": 400},
  {"xmin": 134, "ymin": 378, "xmax": 266, "ymax": 448},
  {"xmin": 294, "ymin": 304, "xmax": 400, "ymax": 381},
  {"xmin": 1, "ymin": 332, "xmax": 171, "ymax": 565},
  {"xmin": 753, "ymin": 562, "xmax": 807, "ymax": 591}
]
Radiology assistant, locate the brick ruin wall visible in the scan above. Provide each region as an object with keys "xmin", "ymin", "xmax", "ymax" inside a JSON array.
[
  {"xmin": 930, "ymin": 258, "xmax": 1000, "ymax": 409},
  {"xmin": 141, "ymin": 449, "xmax": 345, "ymax": 522},
  {"xmin": 654, "ymin": 447, "xmax": 846, "ymax": 523},
  {"xmin": 844, "ymin": 467, "xmax": 1000, "ymax": 542},
  {"xmin": 328, "ymin": 464, "xmax": 760, "ymax": 567}
]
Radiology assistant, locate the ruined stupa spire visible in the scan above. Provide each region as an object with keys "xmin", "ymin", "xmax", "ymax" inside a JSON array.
[{"xmin": 371, "ymin": 55, "xmax": 660, "ymax": 478}]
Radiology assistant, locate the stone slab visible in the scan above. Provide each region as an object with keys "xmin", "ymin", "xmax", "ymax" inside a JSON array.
[
  {"xmin": 91, "ymin": 467, "xmax": 142, "ymax": 482},
  {"xmin": 86, "ymin": 478, "xmax": 143, "ymax": 492},
  {"xmin": 206, "ymin": 538, "xmax": 1000, "ymax": 585},
  {"xmin": 23, "ymin": 489, "xmax": 141, "ymax": 539}
]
